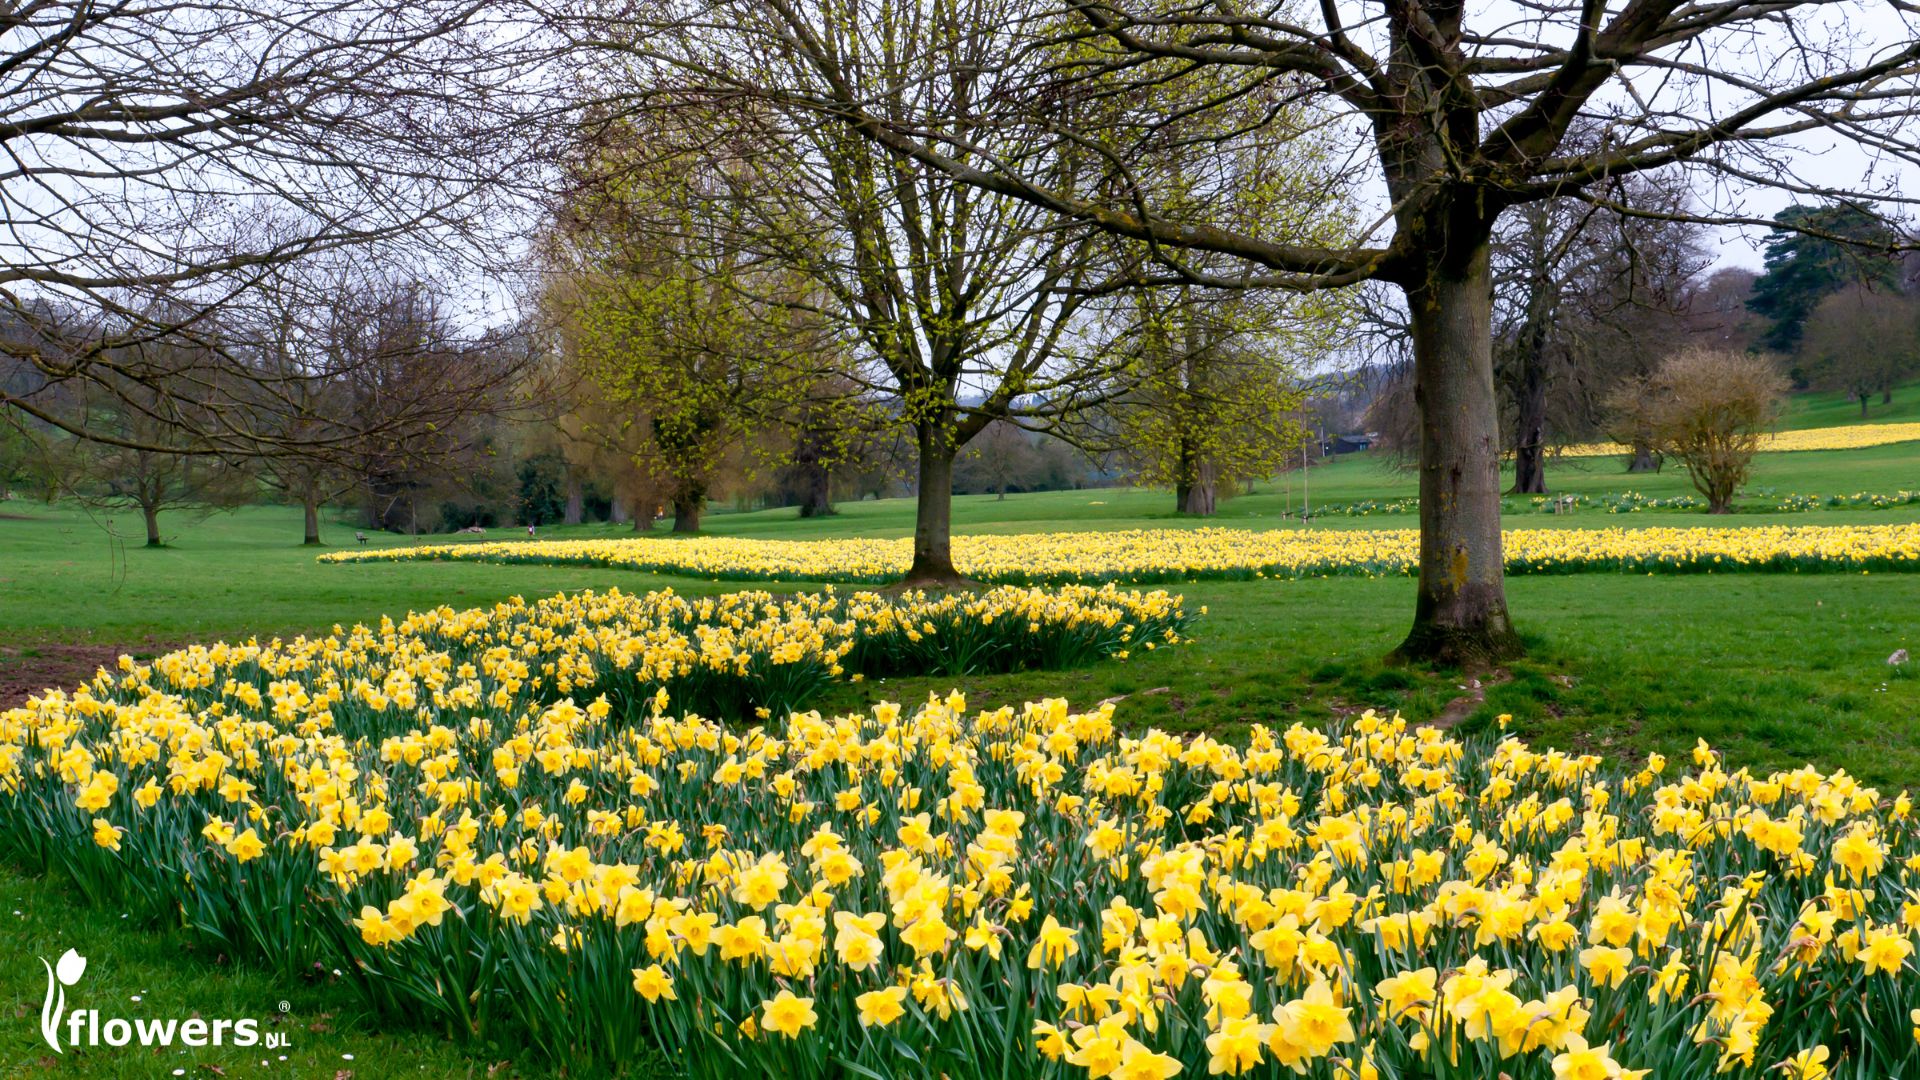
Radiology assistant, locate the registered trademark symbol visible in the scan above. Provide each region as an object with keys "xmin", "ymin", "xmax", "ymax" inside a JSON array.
[{"xmin": 278, "ymin": 1001, "xmax": 290, "ymax": 1014}]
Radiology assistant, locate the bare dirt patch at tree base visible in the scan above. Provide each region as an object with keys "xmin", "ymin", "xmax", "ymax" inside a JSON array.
[
  {"xmin": 880, "ymin": 575, "xmax": 984, "ymax": 594},
  {"xmin": 1424, "ymin": 671, "xmax": 1512, "ymax": 731},
  {"xmin": 0, "ymin": 641, "xmax": 173, "ymax": 709}
]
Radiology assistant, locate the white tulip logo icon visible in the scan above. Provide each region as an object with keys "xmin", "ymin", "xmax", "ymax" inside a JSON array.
[{"xmin": 40, "ymin": 948, "xmax": 85, "ymax": 1052}]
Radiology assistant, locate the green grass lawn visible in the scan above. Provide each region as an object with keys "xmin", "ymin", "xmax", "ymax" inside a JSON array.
[
  {"xmin": 0, "ymin": 861, "xmax": 562, "ymax": 1079},
  {"xmin": 6, "ymin": 440, "xmax": 1916, "ymax": 646},
  {"xmin": 2, "ymin": 435, "xmax": 1918, "ymax": 1077},
  {"xmin": 693, "ymin": 440, "xmax": 1920, "ymax": 537},
  {"xmin": 0, "ymin": 502, "xmax": 766, "ymax": 646},
  {"xmin": 1783, "ymin": 377, "xmax": 1920, "ymax": 428}
]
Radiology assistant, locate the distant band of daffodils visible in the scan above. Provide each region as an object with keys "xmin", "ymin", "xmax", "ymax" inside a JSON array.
[
  {"xmin": 1316, "ymin": 489, "xmax": 1920, "ymax": 518},
  {"xmin": 1564, "ymin": 420, "xmax": 1920, "ymax": 458},
  {"xmin": 8, "ymin": 683, "xmax": 1920, "ymax": 1078},
  {"xmin": 324, "ymin": 523, "xmax": 1920, "ymax": 584}
]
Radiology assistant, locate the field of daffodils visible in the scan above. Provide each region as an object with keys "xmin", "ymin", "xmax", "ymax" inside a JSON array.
[{"xmin": 1, "ymin": 582, "xmax": 1914, "ymax": 1077}]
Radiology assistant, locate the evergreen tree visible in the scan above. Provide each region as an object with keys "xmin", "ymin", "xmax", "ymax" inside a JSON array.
[{"xmin": 1748, "ymin": 205, "xmax": 1904, "ymax": 352}]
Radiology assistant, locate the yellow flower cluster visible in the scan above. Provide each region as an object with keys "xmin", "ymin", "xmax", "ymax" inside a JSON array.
[
  {"xmin": 7, "ymin": 671, "xmax": 1920, "ymax": 1078},
  {"xmin": 1564, "ymin": 421, "xmax": 1920, "ymax": 458},
  {"xmin": 7, "ymin": 584, "xmax": 1184, "ymax": 737},
  {"xmin": 324, "ymin": 523, "xmax": 1920, "ymax": 584}
]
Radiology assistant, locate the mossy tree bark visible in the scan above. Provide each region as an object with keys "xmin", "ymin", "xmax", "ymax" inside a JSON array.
[{"xmin": 1394, "ymin": 231, "xmax": 1522, "ymax": 666}]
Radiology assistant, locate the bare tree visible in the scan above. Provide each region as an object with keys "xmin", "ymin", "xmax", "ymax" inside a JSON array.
[
  {"xmin": 61, "ymin": 348, "xmax": 256, "ymax": 546},
  {"xmin": 598, "ymin": 0, "xmax": 1920, "ymax": 660},
  {"xmin": 0, "ymin": 0, "xmax": 538, "ymax": 458},
  {"xmin": 216, "ymin": 259, "xmax": 522, "ymax": 543},
  {"xmin": 1799, "ymin": 285, "xmax": 1920, "ymax": 416},
  {"xmin": 327, "ymin": 280, "xmax": 514, "ymax": 534},
  {"xmin": 1492, "ymin": 180, "xmax": 1710, "ymax": 493},
  {"xmin": 954, "ymin": 421, "xmax": 1047, "ymax": 500},
  {"xmin": 1607, "ymin": 347, "xmax": 1787, "ymax": 513}
]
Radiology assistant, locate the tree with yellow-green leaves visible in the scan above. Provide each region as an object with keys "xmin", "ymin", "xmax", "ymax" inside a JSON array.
[
  {"xmin": 1066, "ymin": 85, "xmax": 1353, "ymax": 518},
  {"xmin": 1100, "ymin": 286, "xmax": 1343, "ymax": 516},
  {"xmin": 540, "ymin": 124, "xmax": 840, "ymax": 534}
]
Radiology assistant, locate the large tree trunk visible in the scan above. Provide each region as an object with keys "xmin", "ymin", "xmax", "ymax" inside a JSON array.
[
  {"xmin": 903, "ymin": 425, "xmax": 963, "ymax": 584},
  {"xmin": 1395, "ymin": 239, "xmax": 1522, "ymax": 666},
  {"xmin": 302, "ymin": 497, "xmax": 322, "ymax": 546},
  {"xmin": 1861, "ymin": 393, "xmax": 1871, "ymax": 419},
  {"xmin": 1180, "ymin": 457, "xmax": 1217, "ymax": 516},
  {"xmin": 563, "ymin": 472, "xmax": 584, "ymax": 525},
  {"xmin": 670, "ymin": 494, "xmax": 701, "ymax": 533},
  {"xmin": 1173, "ymin": 433, "xmax": 1216, "ymax": 515},
  {"xmin": 797, "ymin": 464, "xmax": 835, "ymax": 518},
  {"xmin": 1626, "ymin": 445, "xmax": 1661, "ymax": 473},
  {"xmin": 1509, "ymin": 336, "xmax": 1550, "ymax": 495},
  {"xmin": 142, "ymin": 504, "xmax": 162, "ymax": 547}
]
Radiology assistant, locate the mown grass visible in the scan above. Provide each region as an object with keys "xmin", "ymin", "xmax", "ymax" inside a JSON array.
[
  {"xmin": 0, "ymin": 506, "xmax": 767, "ymax": 646},
  {"xmin": 1783, "ymin": 377, "xmax": 1920, "ymax": 428},
  {"xmin": 809, "ymin": 573, "xmax": 1920, "ymax": 787},
  {"xmin": 0, "ymin": 859, "xmax": 571, "ymax": 1079},
  {"xmin": 7, "ymin": 439, "xmax": 1918, "ymax": 645},
  {"xmin": 680, "ymin": 440, "xmax": 1920, "ymax": 538}
]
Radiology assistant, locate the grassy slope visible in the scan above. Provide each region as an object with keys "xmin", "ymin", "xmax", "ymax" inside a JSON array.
[{"xmin": 1783, "ymin": 378, "xmax": 1920, "ymax": 428}]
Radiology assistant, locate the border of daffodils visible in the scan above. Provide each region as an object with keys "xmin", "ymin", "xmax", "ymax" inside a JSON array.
[
  {"xmin": 322, "ymin": 523, "xmax": 1920, "ymax": 586},
  {"xmin": 1563, "ymin": 421, "xmax": 1920, "ymax": 458},
  {"xmin": 1313, "ymin": 490, "xmax": 1920, "ymax": 518}
]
